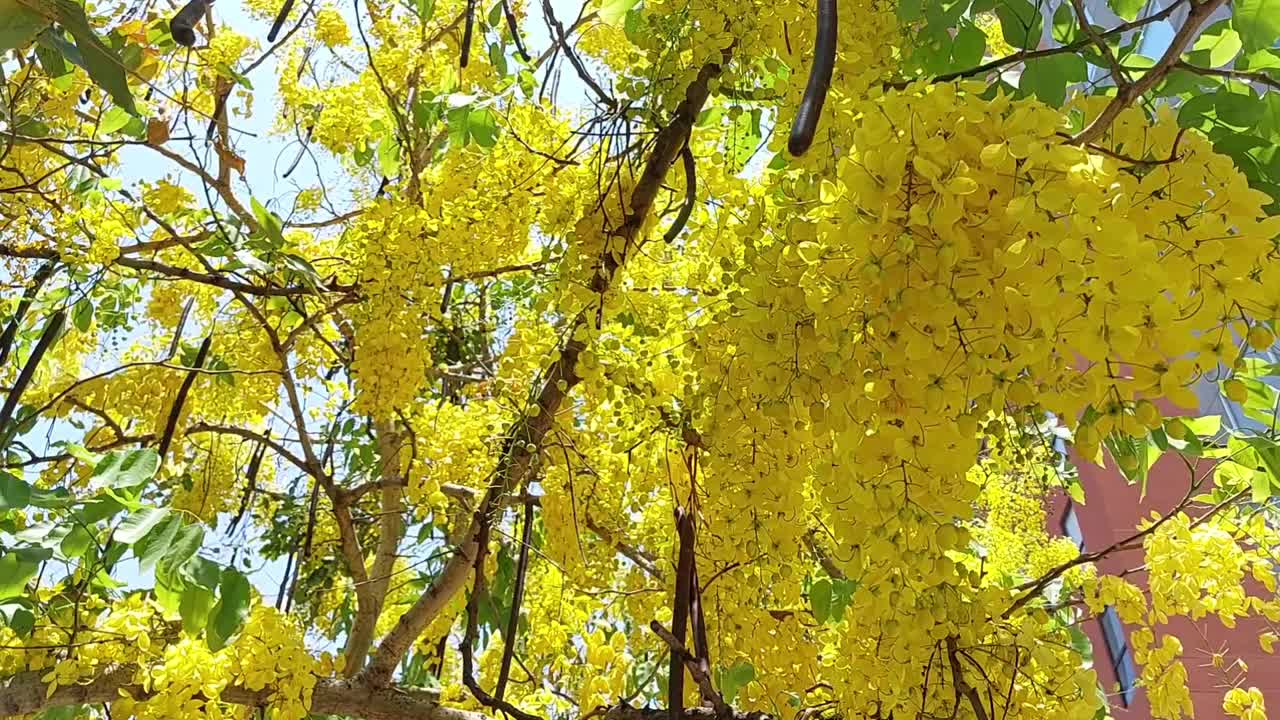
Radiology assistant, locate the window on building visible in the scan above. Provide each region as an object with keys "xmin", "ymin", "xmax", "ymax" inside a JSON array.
[
  {"xmin": 1062, "ymin": 504, "xmax": 1137, "ymax": 706},
  {"xmin": 1099, "ymin": 607, "xmax": 1138, "ymax": 707},
  {"xmin": 1199, "ymin": 344, "xmax": 1280, "ymax": 433},
  {"xmin": 1062, "ymin": 504, "xmax": 1084, "ymax": 550}
]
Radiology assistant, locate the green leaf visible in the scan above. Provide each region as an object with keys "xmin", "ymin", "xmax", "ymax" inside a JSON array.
[
  {"xmin": 72, "ymin": 298, "xmax": 93, "ymax": 332},
  {"xmin": 412, "ymin": 96, "xmax": 441, "ymax": 130},
  {"xmin": 159, "ymin": 523, "xmax": 205, "ymax": 573},
  {"xmin": 78, "ymin": 496, "xmax": 125, "ymax": 524},
  {"xmin": 1251, "ymin": 468, "xmax": 1273, "ymax": 503},
  {"xmin": 727, "ymin": 109, "xmax": 761, "ymax": 172},
  {"xmin": 377, "ymin": 134, "xmax": 402, "ymax": 177},
  {"xmin": 468, "ymin": 108, "xmax": 499, "ymax": 148},
  {"xmin": 42, "ymin": 0, "xmax": 138, "ymax": 115},
  {"xmin": 828, "ymin": 577, "xmax": 857, "ymax": 621},
  {"xmin": 93, "ymin": 449, "xmax": 159, "ymax": 488},
  {"xmin": 598, "ymin": 0, "xmax": 640, "ymax": 25},
  {"xmin": 487, "ymin": 1, "xmax": 502, "ymax": 28},
  {"xmin": 100, "ymin": 483, "xmax": 143, "ymax": 513},
  {"xmin": 116, "ymin": 507, "xmax": 170, "ymax": 544},
  {"xmin": 15, "ymin": 521, "xmax": 69, "ymax": 547},
  {"xmin": 1020, "ymin": 54, "xmax": 1086, "ymax": 107},
  {"xmin": 1178, "ymin": 92, "xmax": 1220, "ymax": 130},
  {"xmin": 1104, "ymin": 432, "xmax": 1158, "ymax": 496},
  {"xmin": 182, "ymin": 555, "xmax": 221, "ymax": 590},
  {"xmin": 1235, "ymin": 375, "xmax": 1277, "ymax": 425},
  {"xmin": 353, "ymin": 140, "xmax": 375, "ymax": 167},
  {"xmin": 214, "ymin": 62, "xmax": 253, "ymax": 90},
  {"xmin": 416, "ymin": 0, "xmax": 435, "ymax": 22},
  {"xmin": 206, "ymin": 567, "xmax": 252, "ymax": 651},
  {"xmin": 1185, "ymin": 415, "xmax": 1222, "ymax": 437},
  {"xmin": 1159, "ymin": 67, "xmax": 1217, "ymax": 97},
  {"xmin": 995, "ymin": 0, "xmax": 1044, "ymax": 50},
  {"xmin": 1068, "ymin": 623, "xmax": 1093, "ymax": 663},
  {"xmin": 1051, "ymin": 2, "xmax": 1078, "ymax": 43},
  {"xmin": 179, "ymin": 583, "xmax": 215, "ymax": 634},
  {"xmin": 60, "ymin": 524, "xmax": 94, "ymax": 559},
  {"xmin": 37, "ymin": 27, "xmax": 82, "ymax": 70},
  {"xmin": 623, "ymin": 7, "xmax": 644, "ymax": 41},
  {"xmin": 914, "ymin": 25, "xmax": 954, "ymax": 75},
  {"xmin": 447, "ymin": 106, "xmax": 472, "ymax": 147},
  {"xmin": 0, "ymin": 552, "xmax": 41, "ymax": 599},
  {"xmin": 250, "ymin": 197, "xmax": 287, "ymax": 247},
  {"xmin": 0, "ymin": 472, "xmax": 32, "ymax": 511},
  {"xmin": 924, "ymin": 0, "xmax": 972, "ymax": 27},
  {"xmin": 809, "ymin": 577, "xmax": 832, "ymax": 623},
  {"xmin": 1106, "ymin": 0, "xmax": 1145, "ymax": 21},
  {"xmin": 154, "ymin": 558, "xmax": 186, "ymax": 616},
  {"xmin": 1244, "ymin": 437, "xmax": 1280, "ymax": 488},
  {"xmin": 1214, "ymin": 91, "xmax": 1264, "ymax": 129},
  {"xmin": 952, "ymin": 22, "xmax": 986, "ymax": 69},
  {"xmin": 1066, "ymin": 476, "xmax": 1086, "ymax": 504},
  {"xmin": 517, "ymin": 68, "xmax": 537, "ymax": 96},
  {"xmin": 0, "ymin": 0, "xmax": 49, "ymax": 52},
  {"xmin": 98, "ymin": 106, "xmax": 133, "ymax": 134},
  {"xmin": 1234, "ymin": 0, "xmax": 1280, "ymax": 52},
  {"xmin": 719, "ymin": 661, "xmax": 755, "ymax": 704},
  {"xmin": 134, "ymin": 514, "xmax": 180, "ymax": 568},
  {"xmin": 7, "ymin": 608, "xmax": 34, "ymax": 638},
  {"xmin": 1189, "ymin": 23, "xmax": 1242, "ymax": 68},
  {"xmin": 488, "ymin": 41, "xmax": 508, "ymax": 77},
  {"xmin": 1240, "ymin": 48, "xmax": 1280, "ymax": 71}
]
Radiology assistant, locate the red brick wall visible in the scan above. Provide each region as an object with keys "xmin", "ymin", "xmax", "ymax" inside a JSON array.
[{"xmin": 1047, "ymin": 446, "xmax": 1277, "ymax": 719}]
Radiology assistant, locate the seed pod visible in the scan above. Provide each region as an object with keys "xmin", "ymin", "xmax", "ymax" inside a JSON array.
[
  {"xmin": 788, "ymin": 0, "xmax": 837, "ymax": 156},
  {"xmin": 170, "ymin": 0, "xmax": 209, "ymax": 47}
]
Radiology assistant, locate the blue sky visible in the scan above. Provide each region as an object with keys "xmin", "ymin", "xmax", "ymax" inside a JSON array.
[{"xmin": 24, "ymin": 0, "xmax": 600, "ymax": 628}]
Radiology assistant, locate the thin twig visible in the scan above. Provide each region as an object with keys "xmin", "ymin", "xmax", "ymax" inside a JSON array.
[
  {"xmin": 496, "ymin": 501, "xmax": 535, "ymax": 700},
  {"xmin": 1174, "ymin": 60, "xmax": 1280, "ymax": 92}
]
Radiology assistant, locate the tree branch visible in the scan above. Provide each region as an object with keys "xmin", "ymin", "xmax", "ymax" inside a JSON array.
[
  {"xmin": 946, "ymin": 637, "xmax": 989, "ymax": 720},
  {"xmin": 585, "ymin": 514, "xmax": 664, "ymax": 580},
  {"xmin": 1005, "ymin": 486, "xmax": 1249, "ymax": 618},
  {"xmin": 0, "ymin": 667, "xmax": 485, "ymax": 720},
  {"xmin": 342, "ymin": 422, "xmax": 408, "ymax": 675},
  {"xmin": 649, "ymin": 621, "xmax": 729, "ymax": 718},
  {"xmin": 184, "ymin": 422, "xmax": 315, "ymax": 479},
  {"xmin": 897, "ymin": 0, "xmax": 1190, "ymax": 88},
  {"xmin": 1071, "ymin": 0, "xmax": 1227, "ymax": 146},
  {"xmin": 145, "ymin": 143, "xmax": 257, "ymax": 229},
  {"xmin": 0, "ymin": 244, "xmax": 351, "ymax": 297},
  {"xmin": 1069, "ymin": 0, "xmax": 1128, "ymax": 87},
  {"xmin": 362, "ymin": 46, "xmax": 733, "ymax": 688},
  {"xmin": 1174, "ymin": 60, "xmax": 1280, "ymax": 92}
]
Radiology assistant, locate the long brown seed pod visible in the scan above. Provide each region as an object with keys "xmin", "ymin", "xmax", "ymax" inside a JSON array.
[
  {"xmin": 157, "ymin": 335, "xmax": 213, "ymax": 462},
  {"xmin": 171, "ymin": 0, "xmax": 210, "ymax": 46},
  {"xmin": 461, "ymin": 0, "xmax": 477, "ymax": 68},
  {"xmin": 0, "ymin": 261, "xmax": 56, "ymax": 370},
  {"xmin": 0, "ymin": 309, "xmax": 65, "ymax": 443},
  {"xmin": 267, "ymin": 0, "xmax": 296, "ymax": 42},
  {"xmin": 502, "ymin": 0, "xmax": 531, "ymax": 62},
  {"xmin": 668, "ymin": 508, "xmax": 696, "ymax": 720},
  {"xmin": 788, "ymin": 0, "xmax": 837, "ymax": 156}
]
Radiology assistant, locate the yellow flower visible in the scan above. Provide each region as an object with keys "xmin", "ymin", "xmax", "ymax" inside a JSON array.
[{"xmin": 315, "ymin": 7, "xmax": 351, "ymax": 47}]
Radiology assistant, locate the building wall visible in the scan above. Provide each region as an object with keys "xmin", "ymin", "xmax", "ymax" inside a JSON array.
[
  {"xmin": 1025, "ymin": 0, "xmax": 1269, "ymax": 713},
  {"xmin": 1046, "ymin": 397, "xmax": 1278, "ymax": 718}
]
